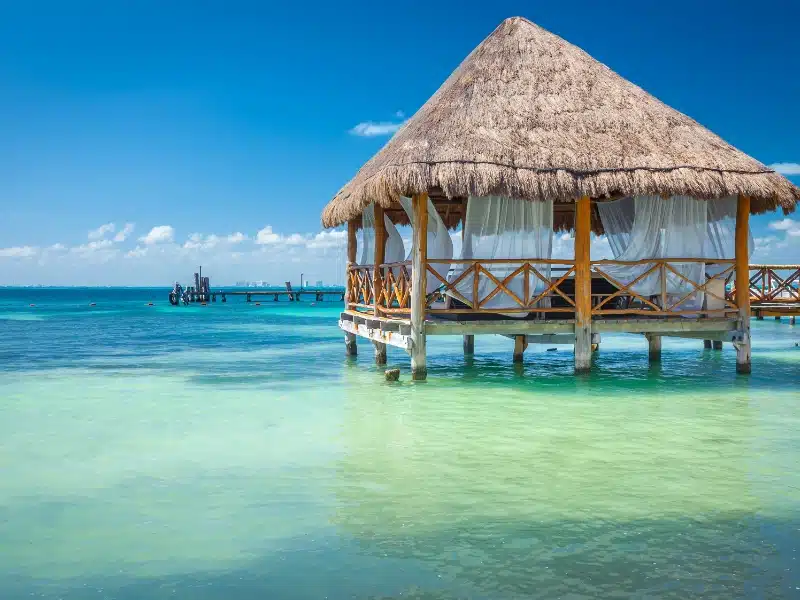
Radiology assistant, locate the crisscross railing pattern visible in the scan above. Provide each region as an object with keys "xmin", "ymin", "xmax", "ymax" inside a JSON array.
[
  {"xmin": 346, "ymin": 265, "xmax": 374, "ymax": 311},
  {"xmin": 591, "ymin": 258, "xmax": 738, "ymax": 316},
  {"xmin": 425, "ymin": 259, "xmax": 576, "ymax": 314},
  {"xmin": 729, "ymin": 265, "xmax": 800, "ymax": 304}
]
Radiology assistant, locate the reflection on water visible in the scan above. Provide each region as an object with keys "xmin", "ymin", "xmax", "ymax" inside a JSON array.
[{"xmin": 0, "ymin": 289, "xmax": 798, "ymax": 598}]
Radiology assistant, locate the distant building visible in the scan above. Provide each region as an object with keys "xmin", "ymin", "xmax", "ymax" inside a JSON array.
[{"xmin": 315, "ymin": 280, "xmax": 323, "ymax": 287}]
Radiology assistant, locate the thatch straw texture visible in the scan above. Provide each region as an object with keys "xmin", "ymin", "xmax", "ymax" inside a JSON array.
[{"xmin": 322, "ymin": 17, "xmax": 798, "ymax": 228}]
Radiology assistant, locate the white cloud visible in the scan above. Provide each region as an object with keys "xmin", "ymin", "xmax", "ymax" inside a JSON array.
[
  {"xmin": 769, "ymin": 162, "xmax": 800, "ymax": 176},
  {"xmin": 126, "ymin": 246, "xmax": 148, "ymax": 258},
  {"xmin": 88, "ymin": 223, "xmax": 115, "ymax": 240},
  {"xmin": 227, "ymin": 232, "xmax": 247, "ymax": 243},
  {"xmin": 140, "ymin": 225, "xmax": 175, "ymax": 245},
  {"xmin": 48, "ymin": 243, "xmax": 66, "ymax": 251},
  {"xmin": 306, "ymin": 230, "xmax": 346, "ymax": 250},
  {"xmin": 285, "ymin": 233, "xmax": 307, "ymax": 246},
  {"xmin": 768, "ymin": 218, "xmax": 800, "ymax": 236},
  {"xmin": 395, "ymin": 110, "xmax": 405, "ymax": 119},
  {"xmin": 349, "ymin": 120, "xmax": 406, "ymax": 137},
  {"xmin": 0, "ymin": 246, "xmax": 38, "ymax": 258},
  {"xmin": 114, "ymin": 223, "xmax": 135, "ymax": 242},
  {"xmin": 255, "ymin": 226, "xmax": 281, "ymax": 245}
]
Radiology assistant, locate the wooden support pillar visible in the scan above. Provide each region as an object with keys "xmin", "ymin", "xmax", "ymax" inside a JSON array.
[
  {"xmin": 703, "ymin": 339, "xmax": 712, "ymax": 349},
  {"xmin": 513, "ymin": 335, "xmax": 528, "ymax": 363},
  {"xmin": 344, "ymin": 219, "xmax": 358, "ymax": 356},
  {"xmin": 574, "ymin": 196, "xmax": 592, "ymax": 373},
  {"xmin": 373, "ymin": 205, "xmax": 386, "ymax": 317},
  {"xmin": 735, "ymin": 195, "xmax": 751, "ymax": 374},
  {"xmin": 410, "ymin": 193, "xmax": 429, "ymax": 380},
  {"xmin": 463, "ymin": 334, "xmax": 474, "ymax": 355},
  {"xmin": 645, "ymin": 334, "xmax": 661, "ymax": 362},
  {"xmin": 373, "ymin": 341, "xmax": 387, "ymax": 365},
  {"xmin": 712, "ymin": 340, "xmax": 723, "ymax": 350},
  {"xmin": 461, "ymin": 207, "xmax": 473, "ymax": 357},
  {"xmin": 775, "ymin": 316, "xmax": 782, "ymax": 321},
  {"xmin": 345, "ymin": 332, "xmax": 357, "ymax": 357},
  {"xmin": 791, "ymin": 316, "xmax": 796, "ymax": 325}
]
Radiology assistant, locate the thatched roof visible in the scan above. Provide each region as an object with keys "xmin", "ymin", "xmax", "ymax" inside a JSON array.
[{"xmin": 322, "ymin": 16, "xmax": 798, "ymax": 228}]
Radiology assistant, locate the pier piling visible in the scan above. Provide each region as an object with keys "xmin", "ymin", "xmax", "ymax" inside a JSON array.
[{"xmin": 647, "ymin": 334, "xmax": 662, "ymax": 362}]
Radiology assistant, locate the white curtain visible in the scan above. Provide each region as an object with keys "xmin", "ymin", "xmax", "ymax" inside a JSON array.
[
  {"xmin": 706, "ymin": 196, "xmax": 753, "ymax": 274},
  {"xmin": 447, "ymin": 196, "xmax": 553, "ymax": 315},
  {"xmin": 597, "ymin": 195, "xmax": 708, "ymax": 311},
  {"xmin": 596, "ymin": 196, "xmax": 635, "ymax": 257},
  {"xmin": 358, "ymin": 203, "xmax": 405, "ymax": 266},
  {"xmin": 399, "ymin": 196, "xmax": 454, "ymax": 292}
]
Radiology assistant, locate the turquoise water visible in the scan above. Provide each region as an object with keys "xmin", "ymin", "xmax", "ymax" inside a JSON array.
[{"xmin": 1, "ymin": 288, "xmax": 799, "ymax": 599}]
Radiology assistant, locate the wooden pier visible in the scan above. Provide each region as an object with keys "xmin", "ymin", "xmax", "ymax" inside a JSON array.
[{"xmin": 180, "ymin": 287, "xmax": 345, "ymax": 304}]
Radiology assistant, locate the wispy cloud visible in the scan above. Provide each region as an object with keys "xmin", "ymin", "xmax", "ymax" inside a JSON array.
[
  {"xmin": 768, "ymin": 162, "xmax": 800, "ymax": 176},
  {"xmin": 768, "ymin": 218, "xmax": 800, "ymax": 236},
  {"xmin": 349, "ymin": 120, "xmax": 406, "ymax": 137},
  {"xmin": 114, "ymin": 223, "xmax": 135, "ymax": 242},
  {"xmin": 88, "ymin": 223, "xmax": 115, "ymax": 240},
  {"xmin": 0, "ymin": 246, "xmax": 38, "ymax": 258},
  {"xmin": 140, "ymin": 225, "xmax": 175, "ymax": 245}
]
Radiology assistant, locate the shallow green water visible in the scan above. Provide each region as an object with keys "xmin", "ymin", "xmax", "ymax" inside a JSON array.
[{"xmin": 1, "ymin": 288, "xmax": 799, "ymax": 598}]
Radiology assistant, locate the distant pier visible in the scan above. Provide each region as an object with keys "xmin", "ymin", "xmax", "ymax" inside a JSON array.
[{"xmin": 169, "ymin": 269, "xmax": 344, "ymax": 305}]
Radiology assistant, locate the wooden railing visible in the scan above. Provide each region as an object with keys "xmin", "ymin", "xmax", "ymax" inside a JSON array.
[
  {"xmin": 347, "ymin": 258, "xmax": 786, "ymax": 319},
  {"xmin": 346, "ymin": 264, "xmax": 375, "ymax": 311},
  {"xmin": 591, "ymin": 258, "xmax": 738, "ymax": 317},
  {"xmin": 350, "ymin": 259, "xmax": 577, "ymax": 316},
  {"xmin": 728, "ymin": 264, "xmax": 800, "ymax": 304}
]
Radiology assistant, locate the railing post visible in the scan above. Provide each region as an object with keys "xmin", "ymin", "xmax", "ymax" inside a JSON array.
[
  {"xmin": 735, "ymin": 195, "xmax": 751, "ymax": 374},
  {"xmin": 462, "ymin": 198, "xmax": 473, "ymax": 354},
  {"xmin": 344, "ymin": 218, "xmax": 358, "ymax": 356},
  {"xmin": 410, "ymin": 193, "xmax": 429, "ymax": 380},
  {"xmin": 574, "ymin": 196, "xmax": 592, "ymax": 373}
]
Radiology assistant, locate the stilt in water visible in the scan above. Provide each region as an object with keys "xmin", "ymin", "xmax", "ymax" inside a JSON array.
[
  {"xmin": 345, "ymin": 333, "xmax": 357, "ymax": 357},
  {"xmin": 703, "ymin": 339, "xmax": 712, "ymax": 349},
  {"xmin": 775, "ymin": 316, "xmax": 782, "ymax": 321},
  {"xmin": 735, "ymin": 195, "xmax": 752, "ymax": 374},
  {"xmin": 410, "ymin": 194, "xmax": 428, "ymax": 381},
  {"xmin": 573, "ymin": 196, "xmax": 592, "ymax": 373},
  {"xmin": 513, "ymin": 335, "xmax": 527, "ymax": 363},
  {"xmin": 463, "ymin": 335, "xmax": 474, "ymax": 356},
  {"xmin": 712, "ymin": 340, "xmax": 723, "ymax": 350},
  {"xmin": 373, "ymin": 341, "xmax": 387, "ymax": 365},
  {"xmin": 791, "ymin": 316, "xmax": 796, "ymax": 325},
  {"xmin": 647, "ymin": 334, "xmax": 662, "ymax": 362}
]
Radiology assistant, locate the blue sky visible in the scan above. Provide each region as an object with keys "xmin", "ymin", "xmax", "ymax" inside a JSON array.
[{"xmin": 0, "ymin": 0, "xmax": 798, "ymax": 285}]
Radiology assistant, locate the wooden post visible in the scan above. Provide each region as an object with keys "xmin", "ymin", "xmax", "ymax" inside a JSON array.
[
  {"xmin": 735, "ymin": 195, "xmax": 751, "ymax": 374},
  {"xmin": 344, "ymin": 218, "xmax": 358, "ymax": 357},
  {"xmin": 647, "ymin": 334, "xmax": 661, "ymax": 362},
  {"xmin": 703, "ymin": 339, "xmax": 712, "ymax": 349},
  {"xmin": 461, "ymin": 198, "xmax": 473, "ymax": 354},
  {"xmin": 410, "ymin": 193, "xmax": 429, "ymax": 380},
  {"xmin": 373, "ymin": 341, "xmax": 387, "ymax": 365},
  {"xmin": 791, "ymin": 316, "xmax": 796, "ymax": 325},
  {"xmin": 775, "ymin": 316, "xmax": 781, "ymax": 321},
  {"xmin": 373, "ymin": 205, "xmax": 386, "ymax": 317},
  {"xmin": 463, "ymin": 335, "xmax": 474, "ymax": 355},
  {"xmin": 574, "ymin": 196, "xmax": 592, "ymax": 373},
  {"xmin": 712, "ymin": 340, "xmax": 723, "ymax": 350},
  {"xmin": 513, "ymin": 335, "xmax": 527, "ymax": 363}
]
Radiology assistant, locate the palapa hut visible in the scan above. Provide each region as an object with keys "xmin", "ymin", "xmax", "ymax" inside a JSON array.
[{"xmin": 322, "ymin": 16, "xmax": 799, "ymax": 380}]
